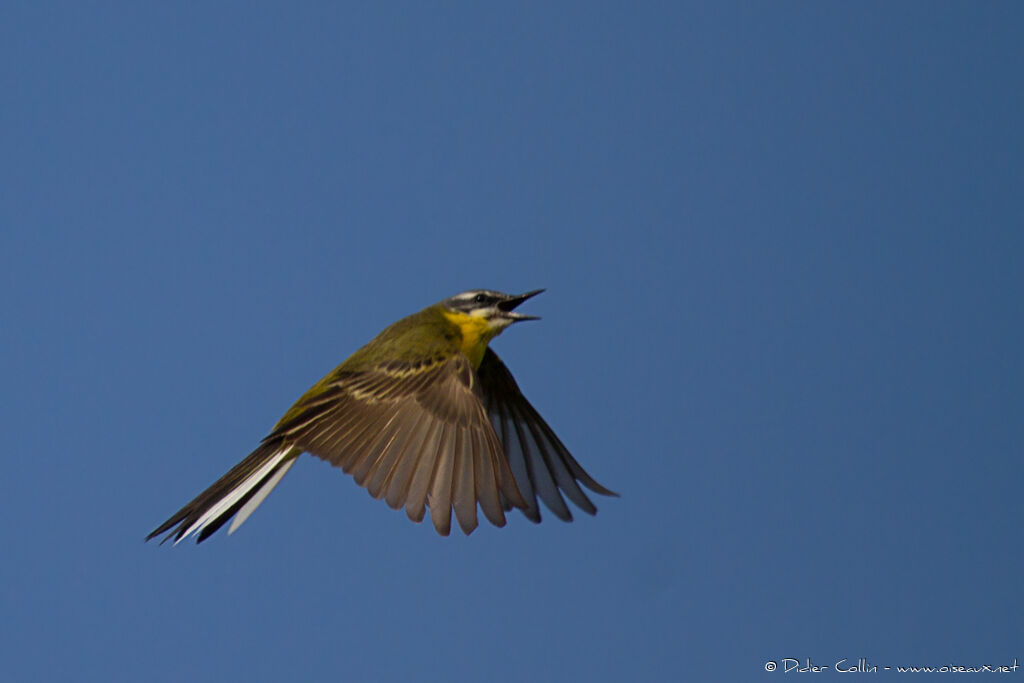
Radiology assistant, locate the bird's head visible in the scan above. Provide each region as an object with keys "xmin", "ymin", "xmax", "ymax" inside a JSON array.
[{"xmin": 442, "ymin": 289, "xmax": 544, "ymax": 333}]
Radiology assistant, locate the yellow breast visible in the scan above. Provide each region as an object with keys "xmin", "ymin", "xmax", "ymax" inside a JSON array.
[{"xmin": 441, "ymin": 310, "xmax": 499, "ymax": 368}]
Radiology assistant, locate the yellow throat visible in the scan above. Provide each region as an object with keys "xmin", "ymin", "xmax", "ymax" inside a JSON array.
[{"xmin": 442, "ymin": 310, "xmax": 504, "ymax": 368}]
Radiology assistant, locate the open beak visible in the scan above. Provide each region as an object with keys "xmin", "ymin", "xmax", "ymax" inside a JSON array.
[{"xmin": 498, "ymin": 289, "xmax": 544, "ymax": 321}]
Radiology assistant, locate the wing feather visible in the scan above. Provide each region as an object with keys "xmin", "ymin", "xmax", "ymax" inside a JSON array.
[
  {"xmin": 367, "ymin": 403, "xmax": 425, "ymax": 500},
  {"xmin": 477, "ymin": 348, "xmax": 617, "ymax": 523},
  {"xmin": 352, "ymin": 412, "xmax": 402, "ymax": 486},
  {"xmin": 511, "ymin": 401, "xmax": 570, "ymax": 520},
  {"xmin": 383, "ymin": 407, "xmax": 432, "ymax": 510},
  {"xmin": 335, "ymin": 407, "xmax": 395, "ymax": 477},
  {"xmin": 428, "ymin": 423, "xmax": 456, "ymax": 536},
  {"xmin": 404, "ymin": 412, "xmax": 443, "ymax": 524},
  {"xmin": 452, "ymin": 428, "xmax": 478, "ymax": 534}
]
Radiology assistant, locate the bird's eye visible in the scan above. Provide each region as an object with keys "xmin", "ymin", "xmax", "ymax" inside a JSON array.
[{"xmin": 473, "ymin": 294, "xmax": 488, "ymax": 304}]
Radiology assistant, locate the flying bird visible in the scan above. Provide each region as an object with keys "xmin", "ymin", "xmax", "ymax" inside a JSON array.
[{"xmin": 147, "ymin": 289, "xmax": 616, "ymax": 544}]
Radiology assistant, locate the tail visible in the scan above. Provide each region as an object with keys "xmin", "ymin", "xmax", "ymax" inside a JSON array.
[{"xmin": 147, "ymin": 441, "xmax": 300, "ymax": 545}]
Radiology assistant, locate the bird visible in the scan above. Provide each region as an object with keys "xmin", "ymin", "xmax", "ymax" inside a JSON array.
[{"xmin": 147, "ymin": 289, "xmax": 616, "ymax": 544}]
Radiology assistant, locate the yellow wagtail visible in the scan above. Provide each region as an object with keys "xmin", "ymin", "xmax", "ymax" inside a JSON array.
[{"xmin": 147, "ymin": 289, "xmax": 616, "ymax": 543}]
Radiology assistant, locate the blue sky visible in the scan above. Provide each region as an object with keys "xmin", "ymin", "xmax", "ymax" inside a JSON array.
[{"xmin": 2, "ymin": 2, "xmax": 1021, "ymax": 681}]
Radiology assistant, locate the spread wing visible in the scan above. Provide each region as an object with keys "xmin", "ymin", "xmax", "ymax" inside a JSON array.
[
  {"xmin": 477, "ymin": 348, "xmax": 618, "ymax": 523},
  {"xmin": 266, "ymin": 354, "xmax": 526, "ymax": 535}
]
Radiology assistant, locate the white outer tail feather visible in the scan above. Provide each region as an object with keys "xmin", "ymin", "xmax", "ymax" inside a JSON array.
[
  {"xmin": 175, "ymin": 445, "xmax": 298, "ymax": 544},
  {"xmin": 229, "ymin": 457, "xmax": 297, "ymax": 534}
]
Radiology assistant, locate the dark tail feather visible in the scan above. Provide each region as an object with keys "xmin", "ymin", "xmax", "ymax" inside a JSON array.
[{"xmin": 146, "ymin": 441, "xmax": 297, "ymax": 545}]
